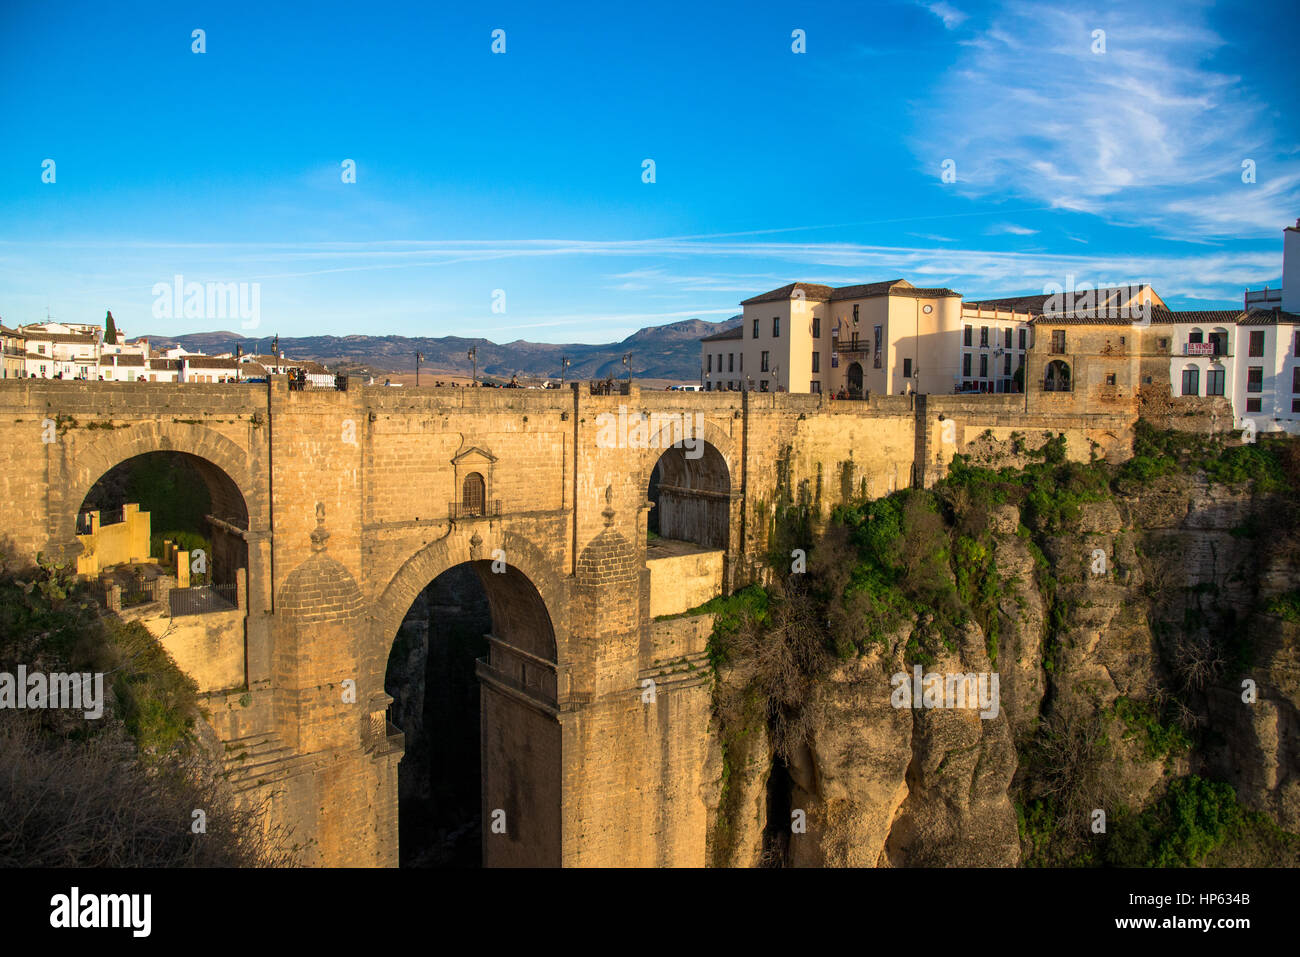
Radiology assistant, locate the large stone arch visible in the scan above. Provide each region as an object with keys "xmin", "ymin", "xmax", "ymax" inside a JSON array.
[
  {"xmin": 368, "ymin": 526, "xmax": 567, "ymax": 868},
  {"xmin": 53, "ymin": 421, "xmax": 262, "ymax": 548},
  {"xmin": 364, "ymin": 527, "xmax": 569, "ymax": 697}
]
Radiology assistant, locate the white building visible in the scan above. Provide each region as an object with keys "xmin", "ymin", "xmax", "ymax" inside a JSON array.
[
  {"xmin": 182, "ymin": 355, "xmax": 243, "ymax": 382},
  {"xmin": 99, "ymin": 353, "xmax": 148, "ymax": 382},
  {"xmin": 954, "ymin": 302, "xmax": 1035, "ymax": 393},
  {"xmin": 1234, "ymin": 311, "xmax": 1300, "ymax": 434},
  {"xmin": 1164, "ymin": 310, "xmax": 1238, "ymax": 403},
  {"xmin": 20, "ymin": 323, "xmax": 100, "ymax": 379}
]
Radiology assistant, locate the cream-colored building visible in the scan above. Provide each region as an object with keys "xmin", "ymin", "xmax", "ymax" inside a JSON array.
[
  {"xmin": 702, "ymin": 279, "xmax": 965, "ymax": 396},
  {"xmin": 705, "ymin": 279, "xmax": 1170, "ymax": 397}
]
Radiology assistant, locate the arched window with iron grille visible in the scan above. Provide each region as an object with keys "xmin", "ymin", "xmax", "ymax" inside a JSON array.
[{"xmin": 462, "ymin": 472, "xmax": 486, "ymax": 516}]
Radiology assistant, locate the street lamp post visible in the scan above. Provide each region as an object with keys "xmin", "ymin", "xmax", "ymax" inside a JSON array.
[
  {"xmin": 622, "ymin": 353, "xmax": 632, "ymax": 384},
  {"xmin": 415, "ymin": 351, "xmax": 424, "ymax": 387},
  {"xmin": 560, "ymin": 356, "xmax": 570, "ymax": 388},
  {"xmin": 468, "ymin": 346, "xmax": 478, "ymax": 387},
  {"xmin": 235, "ymin": 344, "xmax": 242, "ymax": 383}
]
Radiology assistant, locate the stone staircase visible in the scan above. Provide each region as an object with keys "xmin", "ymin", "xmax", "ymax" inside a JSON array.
[{"xmin": 220, "ymin": 732, "xmax": 307, "ymax": 794}]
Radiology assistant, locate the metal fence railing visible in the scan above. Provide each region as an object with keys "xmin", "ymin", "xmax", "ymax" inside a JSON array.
[
  {"xmin": 169, "ymin": 583, "xmax": 238, "ymax": 618},
  {"xmin": 119, "ymin": 577, "xmax": 165, "ymax": 608}
]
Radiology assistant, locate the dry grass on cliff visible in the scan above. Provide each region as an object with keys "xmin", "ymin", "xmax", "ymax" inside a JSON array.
[
  {"xmin": 0, "ymin": 717, "xmax": 301, "ymax": 867},
  {"xmin": 714, "ymin": 583, "xmax": 832, "ymax": 763},
  {"xmin": 1023, "ymin": 703, "xmax": 1128, "ymax": 852}
]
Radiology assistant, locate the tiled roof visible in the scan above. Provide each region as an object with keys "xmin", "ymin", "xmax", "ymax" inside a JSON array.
[
  {"xmin": 700, "ymin": 326, "xmax": 744, "ymax": 343},
  {"xmin": 1147, "ymin": 308, "xmax": 1243, "ymax": 324},
  {"xmin": 740, "ymin": 279, "xmax": 961, "ymax": 306},
  {"xmin": 1239, "ymin": 309, "xmax": 1300, "ymax": 325},
  {"xmin": 828, "ymin": 279, "xmax": 907, "ymax": 301},
  {"xmin": 890, "ymin": 286, "xmax": 961, "ymax": 299},
  {"xmin": 1028, "ymin": 312, "xmax": 1150, "ymax": 326},
  {"xmin": 185, "ymin": 356, "xmax": 241, "ymax": 369},
  {"xmin": 110, "ymin": 354, "xmax": 146, "ymax": 367},
  {"xmin": 741, "ymin": 282, "xmax": 834, "ymax": 305},
  {"xmin": 24, "ymin": 332, "xmax": 98, "ymax": 344},
  {"xmin": 965, "ymin": 294, "xmax": 1055, "ymax": 313},
  {"xmin": 828, "ymin": 279, "xmax": 959, "ymax": 301},
  {"xmin": 0, "ymin": 325, "xmax": 26, "ymax": 338},
  {"xmin": 968, "ymin": 285, "xmax": 1157, "ymax": 316}
]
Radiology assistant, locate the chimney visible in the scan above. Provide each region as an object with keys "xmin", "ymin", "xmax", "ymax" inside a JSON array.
[{"xmin": 1284, "ymin": 221, "xmax": 1300, "ymax": 314}]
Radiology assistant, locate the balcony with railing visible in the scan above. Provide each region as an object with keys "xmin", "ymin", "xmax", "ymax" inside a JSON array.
[
  {"xmin": 1245, "ymin": 287, "xmax": 1282, "ymax": 310},
  {"xmin": 831, "ymin": 337, "xmax": 870, "ymax": 356},
  {"xmin": 448, "ymin": 499, "xmax": 502, "ymax": 521},
  {"xmin": 1183, "ymin": 342, "xmax": 1231, "ymax": 358}
]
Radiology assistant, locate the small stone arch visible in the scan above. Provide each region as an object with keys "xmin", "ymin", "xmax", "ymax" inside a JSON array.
[
  {"xmin": 54, "ymin": 421, "xmax": 261, "ymax": 549},
  {"xmin": 847, "ymin": 361, "xmax": 864, "ymax": 396},
  {"xmin": 1044, "ymin": 359, "xmax": 1072, "ymax": 393},
  {"xmin": 639, "ymin": 415, "xmax": 736, "ymax": 559},
  {"xmin": 636, "ymin": 415, "xmax": 738, "ymax": 498}
]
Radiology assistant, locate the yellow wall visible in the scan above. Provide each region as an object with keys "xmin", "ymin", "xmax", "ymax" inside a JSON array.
[
  {"xmin": 647, "ymin": 548, "xmax": 725, "ymax": 617},
  {"xmin": 76, "ymin": 503, "xmax": 151, "ymax": 576}
]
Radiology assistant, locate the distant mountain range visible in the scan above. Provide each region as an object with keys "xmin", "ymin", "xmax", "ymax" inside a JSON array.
[{"xmin": 140, "ymin": 315, "xmax": 743, "ymax": 381}]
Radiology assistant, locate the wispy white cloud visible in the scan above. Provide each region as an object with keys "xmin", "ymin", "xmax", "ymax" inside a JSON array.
[
  {"xmin": 916, "ymin": 1, "xmax": 968, "ymax": 29},
  {"xmin": 988, "ymin": 223, "xmax": 1039, "ymax": 236},
  {"xmin": 2, "ymin": 233, "xmax": 1277, "ymax": 320},
  {"xmin": 917, "ymin": 0, "xmax": 1300, "ymax": 239}
]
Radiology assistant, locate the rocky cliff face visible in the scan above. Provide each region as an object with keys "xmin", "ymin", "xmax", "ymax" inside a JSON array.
[{"xmin": 705, "ymin": 447, "xmax": 1300, "ymax": 867}]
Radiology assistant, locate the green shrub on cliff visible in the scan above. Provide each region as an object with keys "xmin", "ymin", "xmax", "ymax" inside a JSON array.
[
  {"xmin": 0, "ymin": 555, "xmax": 295, "ymax": 866},
  {"xmin": 1102, "ymin": 775, "xmax": 1298, "ymax": 868}
]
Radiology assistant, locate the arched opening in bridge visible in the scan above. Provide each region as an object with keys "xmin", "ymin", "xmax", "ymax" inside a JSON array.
[
  {"xmin": 647, "ymin": 441, "xmax": 730, "ymax": 549},
  {"xmin": 646, "ymin": 439, "xmax": 731, "ymax": 615},
  {"xmin": 79, "ymin": 451, "xmax": 249, "ymax": 611},
  {"xmin": 384, "ymin": 560, "xmax": 559, "ymax": 868}
]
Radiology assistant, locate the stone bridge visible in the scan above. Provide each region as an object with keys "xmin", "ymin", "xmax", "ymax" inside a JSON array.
[{"xmin": 0, "ymin": 379, "xmax": 1133, "ymax": 866}]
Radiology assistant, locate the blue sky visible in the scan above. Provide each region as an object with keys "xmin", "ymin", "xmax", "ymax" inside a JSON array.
[{"xmin": 1, "ymin": 0, "xmax": 1297, "ymax": 343}]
